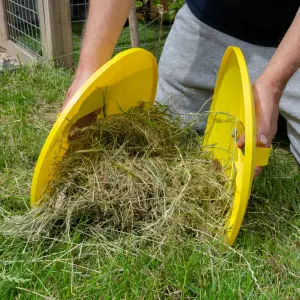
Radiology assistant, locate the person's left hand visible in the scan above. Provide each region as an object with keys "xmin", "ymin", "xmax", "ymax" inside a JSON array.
[{"xmin": 237, "ymin": 77, "xmax": 282, "ymax": 178}]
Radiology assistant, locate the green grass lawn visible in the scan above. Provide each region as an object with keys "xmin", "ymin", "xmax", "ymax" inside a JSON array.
[{"xmin": 0, "ymin": 65, "xmax": 300, "ymax": 299}]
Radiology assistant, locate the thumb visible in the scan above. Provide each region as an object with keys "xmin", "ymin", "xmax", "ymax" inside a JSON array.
[
  {"xmin": 257, "ymin": 131, "xmax": 269, "ymax": 147},
  {"xmin": 255, "ymin": 104, "xmax": 273, "ymax": 148}
]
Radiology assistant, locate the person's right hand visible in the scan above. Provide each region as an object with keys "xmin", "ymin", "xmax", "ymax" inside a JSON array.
[
  {"xmin": 62, "ymin": 68, "xmax": 95, "ymax": 112},
  {"xmin": 237, "ymin": 77, "xmax": 281, "ymax": 178}
]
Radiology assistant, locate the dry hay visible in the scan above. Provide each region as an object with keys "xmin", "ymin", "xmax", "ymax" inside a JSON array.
[{"xmin": 1, "ymin": 104, "xmax": 233, "ymax": 246}]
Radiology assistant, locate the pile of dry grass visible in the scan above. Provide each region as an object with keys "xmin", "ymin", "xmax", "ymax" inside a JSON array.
[{"xmin": 1, "ymin": 104, "xmax": 233, "ymax": 245}]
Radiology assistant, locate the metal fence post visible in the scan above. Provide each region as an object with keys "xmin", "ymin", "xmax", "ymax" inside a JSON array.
[
  {"xmin": 38, "ymin": 0, "xmax": 73, "ymax": 67},
  {"xmin": 0, "ymin": 0, "xmax": 9, "ymax": 50}
]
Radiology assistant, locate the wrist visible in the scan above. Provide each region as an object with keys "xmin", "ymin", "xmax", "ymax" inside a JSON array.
[
  {"xmin": 77, "ymin": 41, "xmax": 115, "ymax": 75},
  {"xmin": 76, "ymin": 60, "xmax": 99, "ymax": 76},
  {"xmin": 254, "ymin": 76, "xmax": 283, "ymax": 105},
  {"xmin": 73, "ymin": 61, "xmax": 100, "ymax": 85},
  {"xmin": 260, "ymin": 68, "xmax": 287, "ymax": 90},
  {"xmin": 257, "ymin": 71, "xmax": 285, "ymax": 92}
]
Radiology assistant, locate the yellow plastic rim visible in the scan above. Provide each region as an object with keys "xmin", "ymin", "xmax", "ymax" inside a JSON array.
[
  {"xmin": 203, "ymin": 46, "xmax": 271, "ymax": 246},
  {"xmin": 31, "ymin": 48, "xmax": 158, "ymax": 206}
]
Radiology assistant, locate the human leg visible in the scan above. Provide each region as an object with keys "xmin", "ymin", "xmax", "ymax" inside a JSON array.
[{"xmin": 156, "ymin": 4, "xmax": 300, "ymax": 163}]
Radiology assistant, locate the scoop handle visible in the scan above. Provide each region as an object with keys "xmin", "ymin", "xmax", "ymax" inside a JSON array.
[{"xmin": 254, "ymin": 146, "xmax": 272, "ymax": 167}]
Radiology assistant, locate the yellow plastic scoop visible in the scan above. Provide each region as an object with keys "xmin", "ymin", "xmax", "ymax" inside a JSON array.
[
  {"xmin": 203, "ymin": 46, "xmax": 271, "ymax": 245},
  {"xmin": 30, "ymin": 48, "xmax": 158, "ymax": 206},
  {"xmin": 31, "ymin": 46, "xmax": 271, "ymax": 246}
]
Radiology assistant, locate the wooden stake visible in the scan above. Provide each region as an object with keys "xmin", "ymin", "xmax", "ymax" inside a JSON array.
[
  {"xmin": 38, "ymin": 0, "xmax": 73, "ymax": 67},
  {"xmin": 160, "ymin": 0, "xmax": 169, "ymax": 11},
  {"xmin": 0, "ymin": 0, "xmax": 9, "ymax": 50},
  {"xmin": 128, "ymin": 2, "xmax": 140, "ymax": 48}
]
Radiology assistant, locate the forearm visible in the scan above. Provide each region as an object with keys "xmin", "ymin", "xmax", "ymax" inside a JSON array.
[
  {"xmin": 260, "ymin": 8, "xmax": 300, "ymax": 93},
  {"xmin": 77, "ymin": 0, "xmax": 134, "ymax": 73}
]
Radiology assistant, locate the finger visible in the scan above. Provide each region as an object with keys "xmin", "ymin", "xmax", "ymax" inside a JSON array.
[
  {"xmin": 257, "ymin": 130, "xmax": 270, "ymax": 147},
  {"xmin": 254, "ymin": 166, "xmax": 262, "ymax": 179},
  {"xmin": 255, "ymin": 103, "xmax": 277, "ymax": 148},
  {"xmin": 68, "ymin": 108, "xmax": 102, "ymax": 141},
  {"xmin": 237, "ymin": 133, "xmax": 245, "ymax": 149}
]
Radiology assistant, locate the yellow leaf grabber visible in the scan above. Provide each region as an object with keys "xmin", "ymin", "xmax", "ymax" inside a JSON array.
[{"xmin": 30, "ymin": 46, "xmax": 271, "ymax": 246}]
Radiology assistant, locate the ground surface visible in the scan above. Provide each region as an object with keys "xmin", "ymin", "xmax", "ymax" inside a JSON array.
[
  {"xmin": 0, "ymin": 52, "xmax": 19, "ymax": 72},
  {"xmin": 0, "ymin": 59, "xmax": 300, "ymax": 299}
]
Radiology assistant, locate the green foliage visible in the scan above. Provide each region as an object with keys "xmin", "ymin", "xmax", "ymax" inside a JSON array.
[
  {"xmin": 167, "ymin": 0, "xmax": 185, "ymax": 21},
  {"xmin": 135, "ymin": 0, "xmax": 143, "ymax": 8},
  {"xmin": 136, "ymin": 0, "xmax": 143, "ymax": 8},
  {"xmin": 135, "ymin": 0, "xmax": 186, "ymax": 22}
]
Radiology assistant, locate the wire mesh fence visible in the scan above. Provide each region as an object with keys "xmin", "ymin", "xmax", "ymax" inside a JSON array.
[
  {"xmin": 71, "ymin": 0, "xmax": 88, "ymax": 63},
  {"xmin": 115, "ymin": 19, "xmax": 170, "ymax": 59},
  {"xmin": 4, "ymin": 0, "xmax": 42, "ymax": 57},
  {"xmin": 70, "ymin": 0, "xmax": 88, "ymax": 22},
  {"xmin": 1, "ymin": 0, "xmax": 171, "ymax": 66}
]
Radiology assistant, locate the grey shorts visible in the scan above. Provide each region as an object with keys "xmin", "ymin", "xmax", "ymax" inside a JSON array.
[{"xmin": 156, "ymin": 4, "xmax": 300, "ymax": 164}]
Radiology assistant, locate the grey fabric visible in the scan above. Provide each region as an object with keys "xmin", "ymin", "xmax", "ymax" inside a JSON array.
[{"xmin": 156, "ymin": 4, "xmax": 300, "ymax": 164}]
